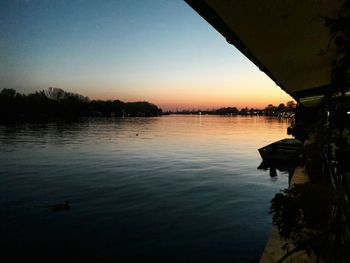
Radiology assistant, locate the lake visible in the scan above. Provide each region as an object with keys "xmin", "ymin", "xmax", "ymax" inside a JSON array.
[{"xmin": 0, "ymin": 115, "xmax": 291, "ymax": 262}]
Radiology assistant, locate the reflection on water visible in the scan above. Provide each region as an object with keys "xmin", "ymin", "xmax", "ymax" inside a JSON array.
[{"xmin": 0, "ymin": 116, "xmax": 292, "ymax": 262}]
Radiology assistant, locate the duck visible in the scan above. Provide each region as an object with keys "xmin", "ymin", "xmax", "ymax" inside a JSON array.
[{"xmin": 49, "ymin": 201, "xmax": 70, "ymax": 212}]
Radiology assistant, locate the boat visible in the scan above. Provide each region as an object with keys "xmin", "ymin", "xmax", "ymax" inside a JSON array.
[{"xmin": 258, "ymin": 138, "xmax": 303, "ymax": 163}]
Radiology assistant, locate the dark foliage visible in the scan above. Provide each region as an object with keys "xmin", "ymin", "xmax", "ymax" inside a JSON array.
[
  {"xmin": 301, "ymin": 144, "xmax": 324, "ymax": 183},
  {"xmin": 0, "ymin": 88, "xmax": 162, "ymax": 122},
  {"xmin": 270, "ymin": 183, "xmax": 336, "ymax": 254},
  {"xmin": 317, "ymin": 0, "xmax": 350, "ymax": 92},
  {"xmin": 214, "ymin": 107, "xmax": 239, "ymax": 115}
]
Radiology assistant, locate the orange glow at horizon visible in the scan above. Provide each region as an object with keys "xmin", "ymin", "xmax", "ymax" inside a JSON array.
[
  {"xmin": 89, "ymin": 87, "xmax": 293, "ymax": 111},
  {"xmin": 86, "ymin": 73, "xmax": 294, "ymax": 111}
]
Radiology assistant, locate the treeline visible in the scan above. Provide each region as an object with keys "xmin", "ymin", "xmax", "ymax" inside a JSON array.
[
  {"xmin": 166, "ymin": 101, "xmax": 296, "ymax": 116},
  {"xmin": 0, "ymin": 88, "xmax": 162, "ymax": 122}
]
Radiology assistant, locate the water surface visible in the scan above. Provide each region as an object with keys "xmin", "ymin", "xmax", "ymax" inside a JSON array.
[{"xmin": 0, "ymin": 115, "xmax": 291, "ymax": 262}]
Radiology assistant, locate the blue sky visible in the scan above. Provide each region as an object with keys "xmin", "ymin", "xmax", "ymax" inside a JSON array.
[{"xmin": 0, "ymin": 0, "xmax": 292, "ymax": 110}]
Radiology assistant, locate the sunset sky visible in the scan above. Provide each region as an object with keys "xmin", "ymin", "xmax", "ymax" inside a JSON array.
[{"xmin": 1, "ymin": 0, "xmax": 293, "ymax": 110}]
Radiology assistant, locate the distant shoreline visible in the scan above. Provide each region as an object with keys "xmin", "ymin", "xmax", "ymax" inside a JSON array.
[
  {"xmin": 1, "ymin": 87, "xmax": 295, "ymax": 123},
  {"xmin": 0, "ymin": 87, "xmax": 162, "ymax": 123}
]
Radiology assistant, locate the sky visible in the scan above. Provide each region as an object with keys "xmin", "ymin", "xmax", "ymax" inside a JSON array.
[{"xmin": 0, "ymin": 0, "xmax": 293, "ymax": 110}]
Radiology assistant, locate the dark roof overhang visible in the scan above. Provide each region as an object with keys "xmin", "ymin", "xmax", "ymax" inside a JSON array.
[{"xmin": 185, "ymin": 0, "xmax": 345, "ymax": 102}]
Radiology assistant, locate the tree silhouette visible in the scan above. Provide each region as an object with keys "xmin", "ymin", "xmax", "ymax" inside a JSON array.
[{"xmin": 0, "ymin": 88, "xmax": 162, "ymax": 122}]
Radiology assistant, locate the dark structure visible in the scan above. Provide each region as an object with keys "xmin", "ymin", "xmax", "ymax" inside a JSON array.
[{"xmin": 186, "ymin": 0, "xmax": 350, "ymax": 261}]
